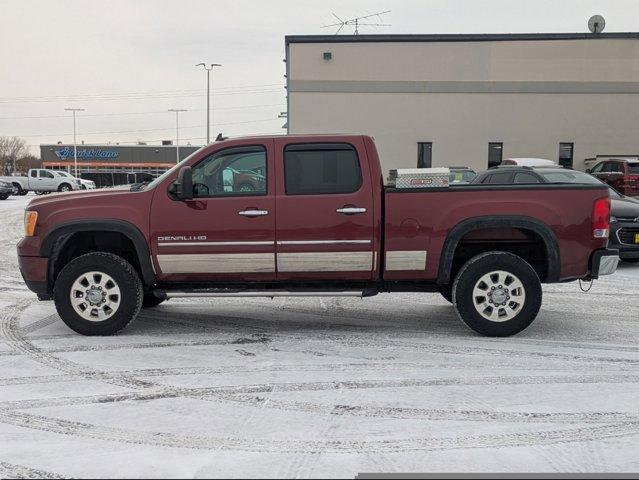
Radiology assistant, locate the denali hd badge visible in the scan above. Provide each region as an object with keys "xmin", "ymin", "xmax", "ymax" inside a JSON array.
[{"xmin": 158, "ymin": 235, "xmax": 207, "ymax": 242}]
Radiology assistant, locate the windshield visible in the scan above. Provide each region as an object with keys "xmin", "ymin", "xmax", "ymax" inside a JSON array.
[
  {"xmin": 628, "ymin": 163, "xmax": 639, "ymax": 175},
  {"xmin": 143, "ymin": 146, "xmax": 205, "ymax": 191},
  {"xmin": 57, "ymin": 171, "xmax": 71, "ymax": 177},
  {"xmin": 537, "ymin": 170, "xmax": 604, "ymax": 185}
]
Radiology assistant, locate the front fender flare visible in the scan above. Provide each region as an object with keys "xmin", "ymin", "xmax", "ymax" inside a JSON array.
[{"xmin": 40, "ymin": 219, "xmax": 155, "ymax": 287}]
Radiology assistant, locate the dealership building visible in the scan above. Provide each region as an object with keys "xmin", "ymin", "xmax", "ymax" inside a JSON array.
[
  {"xmin": 40, "ymin": 143, "xmax": 201, "ymax": 186},
  {"xmin": 285, "ymin": 32, "xmax": 639, "ymax": 172}
]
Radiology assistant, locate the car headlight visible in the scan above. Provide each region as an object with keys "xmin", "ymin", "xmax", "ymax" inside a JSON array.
[{"xmin": 24, "ymin": 211, "xmax": 38, "ymax": 237}]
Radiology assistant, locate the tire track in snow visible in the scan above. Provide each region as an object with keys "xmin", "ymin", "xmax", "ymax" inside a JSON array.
[
  {"xmin": 219, "ymin": 394, "xmax": 639, "ymax": 424},
  {"xmin": 0, "ymin": 461, "xmax": 67, "ymax": 479},
  {"xmin": 1, "ymin": 409, "xmax": 638, "ymax": 453},
  {"xmin": 4, "ymin": 374, "xmax": 639, "ymax": 412},
  {"xmin": 0, "ymin": 301, "xmax": 153, "ymax": 389}
]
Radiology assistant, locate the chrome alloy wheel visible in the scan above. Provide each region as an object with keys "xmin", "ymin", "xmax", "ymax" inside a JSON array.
[
  {"xmin": 70, "ymin": 271, "xmax": 121, "ymax": 322},
  {"xmin": 472, "ymin": 270, "xmax": 526, "ymax": 322}
]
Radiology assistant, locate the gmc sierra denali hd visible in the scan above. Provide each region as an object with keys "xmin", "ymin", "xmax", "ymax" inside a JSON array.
[{"xmin": 17, "ymin": 135, "xmax": 619, "ymax": 337}]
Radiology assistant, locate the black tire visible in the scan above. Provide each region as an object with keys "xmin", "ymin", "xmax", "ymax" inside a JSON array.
[
  {"xmin": 452, "ymin": 251, "xmax": 542, "ymax": 337},
  {"xmin": 18, "ymin": 190, "xmax": 28, "ymax": 196},
  {"xmin": 58, "ymin": 183, "xmax": 72, "ymax": 192},
  {"xmin": 439, "ymin": 285, "xmax": 453, "ymax": 303},
  {"xmin": 0, "ymin": 193, "xmax": 8, "ymax": 200},
  {"xmin": 54, "ymin": 252, "xmax": 143, "ymax": 336},
  {"xmin": 622, "ymin": 257, "xmax": 639, "ymax": 264},
  {"xmin": 11, "ymin": 183, "xmax": 23, "ymax": 196},
  {"xmin": 142, "ymin": 293, "xmax": 165, "ymax": 308}
]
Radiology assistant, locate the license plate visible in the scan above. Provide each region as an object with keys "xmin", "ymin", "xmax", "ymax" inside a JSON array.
[{"xmin": 635, "ymin": 233, "xmax": 639, "ymax": 244}]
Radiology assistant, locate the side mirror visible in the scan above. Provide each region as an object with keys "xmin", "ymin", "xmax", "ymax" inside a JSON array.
[{"xmin": 170, "ymin": 166, "xmax": 193, "ymax": 201}]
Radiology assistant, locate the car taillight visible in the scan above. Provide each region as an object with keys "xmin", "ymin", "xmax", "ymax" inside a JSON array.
[{"xmin": 592, "ymin": 196, "xmax": 610, "ymax": 239}]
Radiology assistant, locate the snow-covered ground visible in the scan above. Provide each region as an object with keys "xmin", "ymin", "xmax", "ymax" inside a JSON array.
[{"xmin": 1, "ymin": 194, "xmax": 639, "ymax": 478}]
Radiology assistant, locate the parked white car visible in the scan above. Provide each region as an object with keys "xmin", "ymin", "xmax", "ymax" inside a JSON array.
[
  {"xmin": 502, "ymin": 158, "xmax": 557, "ymax": 167},
  {"xmin": 0, "ymin": 169, "xmax": 81, "ymax": 195},
  {"xmin": 55, "ymin": 171, "xmax": 96, "ymax": 190}
]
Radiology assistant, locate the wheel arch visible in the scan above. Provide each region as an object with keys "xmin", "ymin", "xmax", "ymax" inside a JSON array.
[
  {"xmin": 40, "ymin": 219, "xmax": 155, "ymax": 289},
  {"xmin": 437, "ymin": 215, "xmax": 560, "ymax": 285}
]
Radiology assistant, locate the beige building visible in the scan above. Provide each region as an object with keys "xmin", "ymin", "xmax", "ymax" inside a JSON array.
[{"xmin": 285, "ymin": 33, "xmax": 639, "ymax": 173}]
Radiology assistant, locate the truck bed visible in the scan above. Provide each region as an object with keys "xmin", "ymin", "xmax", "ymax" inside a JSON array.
[{"xmin": 383, "ymin": 183, "xmax": 610, "ymax": 282}]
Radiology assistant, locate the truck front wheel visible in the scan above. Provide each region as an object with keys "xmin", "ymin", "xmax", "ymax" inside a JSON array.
[
  {"xmin": 53, "ymin": 253, "xmax": 143, "ymax": 336},
  {"xmin": 452, "ymin": 251, "xmax": 542, "ymax": 337}
]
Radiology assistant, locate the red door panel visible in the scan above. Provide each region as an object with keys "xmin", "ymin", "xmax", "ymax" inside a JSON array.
[
  {"xmin": 273, "ymin": 137, "xmax": 375, "ymax": 281},
  {"xmin": 149, "ymin": 139, "xmax": 276, "ymax": 283}
]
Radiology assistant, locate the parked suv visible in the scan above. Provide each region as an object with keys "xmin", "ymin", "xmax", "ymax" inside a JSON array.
[
  {"xmin": 472, "ymin": 166, "xmax": 639, "ymax": 262},
  {"xmin": 587, "ymin": 159, "xmax": 639, "ymax": 197}
]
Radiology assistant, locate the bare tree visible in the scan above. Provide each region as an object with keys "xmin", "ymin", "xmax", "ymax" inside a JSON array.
[
  {"xmin": 0, "ymin": 136, "xmax": 30, "ymax": 175},
  {"xmin": 16, "ymin": 154, "xmax": 42, "ymax": 172}
]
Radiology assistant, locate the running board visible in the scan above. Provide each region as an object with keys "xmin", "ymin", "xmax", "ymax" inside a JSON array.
[{"xmin": 158, "ymin": 289, "xmax": 378, "ymax": 299}]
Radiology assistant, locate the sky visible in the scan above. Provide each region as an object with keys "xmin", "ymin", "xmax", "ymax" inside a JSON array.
[{"xmin": 1, "ymin": 0, "xmax": 638, "ymax": 154}]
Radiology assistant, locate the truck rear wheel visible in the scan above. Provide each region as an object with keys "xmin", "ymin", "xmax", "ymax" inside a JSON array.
[
  {"xmin": 54, "ymin": 253, "xmax": 143, "ymax": 336},
  {"xmin": 452, "ymin": 251, "xmax": 542, "ymax": 337}
]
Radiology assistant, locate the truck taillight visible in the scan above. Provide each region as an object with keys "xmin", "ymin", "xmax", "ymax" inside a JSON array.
[{"xmin": 592, "ymin": 196, "xmax": 610, "ymax": 239}]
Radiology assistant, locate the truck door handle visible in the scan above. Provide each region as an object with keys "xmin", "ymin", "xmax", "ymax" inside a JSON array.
[
  {"xmin": 336, "ymin": 206, "xmax": 367, "ymax": 215},
  {"xmin": 239, "ymin": 209, "xmax": 269, "ymax": 217}
]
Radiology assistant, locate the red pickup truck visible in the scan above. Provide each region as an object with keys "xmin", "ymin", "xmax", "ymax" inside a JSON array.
[{"xmin": 18, "ymin": 135, "xmax": 618, "ymax": 337}]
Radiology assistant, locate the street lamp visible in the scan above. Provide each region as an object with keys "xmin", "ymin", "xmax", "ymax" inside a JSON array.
[
  {"xmin": 196, "ymin": 62, "xmax": 222, "ymax": 144},
  {"xmin": 64, "ymin": 107, "xmax": 85, "ymax": 179},
  {"xmin": 168, "ymin": 109, "xmax": 187, "ymax": 163}
]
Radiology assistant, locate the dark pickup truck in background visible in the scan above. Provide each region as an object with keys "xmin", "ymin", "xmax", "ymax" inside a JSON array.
[{"xmin": 17, "ymin": 135, "xmax": 618, "ymax": 337}]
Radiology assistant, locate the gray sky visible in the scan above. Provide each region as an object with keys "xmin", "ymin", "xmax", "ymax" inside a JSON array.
[{"xmin": 1, "ymin": 0, "xmax": 638, "ymax": 154}]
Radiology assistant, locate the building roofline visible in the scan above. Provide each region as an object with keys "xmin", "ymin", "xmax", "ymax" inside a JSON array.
[{"xmin": 285, "ymin": 32, "xmax": 639, "ymax": 45}]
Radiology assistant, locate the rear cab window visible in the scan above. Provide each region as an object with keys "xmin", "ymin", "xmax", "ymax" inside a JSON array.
[{"xmin": 283, "ymin": 143, "xmax": 361, "ymax": 195}]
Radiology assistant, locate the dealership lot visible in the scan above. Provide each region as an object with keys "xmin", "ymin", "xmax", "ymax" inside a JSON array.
[{"xmin": 1, "ymin": 194, "xmax": 639, "ymax": 477}]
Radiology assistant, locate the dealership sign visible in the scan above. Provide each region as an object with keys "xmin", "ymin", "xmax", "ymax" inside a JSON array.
[{"xmin": 55, "ymin": 147, "xmax": 119, "ymax": 160}]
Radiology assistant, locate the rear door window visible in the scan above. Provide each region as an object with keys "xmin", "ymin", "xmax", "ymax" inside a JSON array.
[
  {"xmin": 283, "ymin": 143, "xmax": 361, "ymax": 195},
  {"xmin": 513, "ymin": 172, "xmax": 541, "ymax": 184},
  {"xmin": 485, "ymin": 172, "xmax": 513, "ymax": 184},
  {"xmin": 627, "ymin": 163, "xmax": 639, "ymax": 175}
]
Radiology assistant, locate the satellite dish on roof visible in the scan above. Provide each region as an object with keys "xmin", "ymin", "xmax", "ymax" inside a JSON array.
[{"xmin": 588, "ymin": 15, "xmax": 606, "ymax": 34}]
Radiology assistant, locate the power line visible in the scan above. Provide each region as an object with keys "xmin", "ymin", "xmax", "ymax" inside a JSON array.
[
  {"xmin": 0, "ymin": 85, "xmax": 285, "ymax": 104},
  {"xmin": 13, "ymin": 118, "xmax": 279, "ymax": 138},
  {"xmin": 0, "ymin": 103, "xmax": 286, "ymax": 120},
  {"xmin": 0, "ymin": 83, "xmax": 284, "ymax": 102}
]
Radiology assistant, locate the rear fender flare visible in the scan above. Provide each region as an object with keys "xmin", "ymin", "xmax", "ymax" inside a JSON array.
[{"xmin": 437, "ymin": 215, "xmax": 560, "ymax": 284}]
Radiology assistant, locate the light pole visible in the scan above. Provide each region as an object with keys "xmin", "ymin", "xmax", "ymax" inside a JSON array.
[
  {"xmin": 168, "ymin": 109, "xmax": 187, "ymax": 163},
  {"xmin": 196, "ymin": 63, "xmax": 222, "ymax": 144},
  {"xmin": 64, "ymin": 107, "xmax": 85, "ymax": 178}
]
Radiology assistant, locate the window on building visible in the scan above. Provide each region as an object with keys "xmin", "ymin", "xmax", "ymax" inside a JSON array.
[
  {"xmin": 417, "ymin": 142, "xmax": 432, "ymax": 168},
  {"xmin": 191, "ymin": 145, "xmax": 267, "ymax": 198},
  {"xmin": 559, "ymin": 143, "xmax": 574, "ymax": 169},
  {"xmin": 488, "ymin": 143, "xmax": 503, "ymax": 168},
  {"xmin": 284, "ymin": 143, "xmax": 361, "ymax": 195}
]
